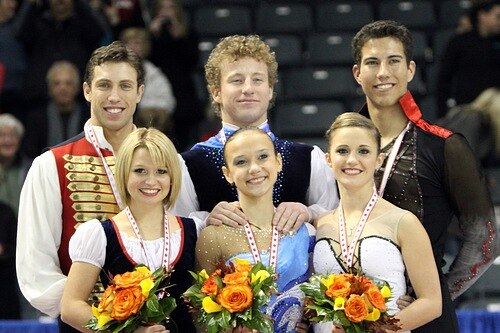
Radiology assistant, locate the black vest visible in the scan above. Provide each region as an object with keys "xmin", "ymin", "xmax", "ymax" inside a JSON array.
[
  {"xmin": 100, "ymin": 217, "xmax": 197, "ymax": 333},
  {"xmin": 182, "ymin": 139, "xmax": 314, "ymax": 211}
]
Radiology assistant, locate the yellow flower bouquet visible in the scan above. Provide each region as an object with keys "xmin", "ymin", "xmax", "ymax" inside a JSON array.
[
  {"xmin": 182, "ymin": 258, "xmax": 277, "ymax": 333},
  {"xmin": 300, "ymin": 273, "xmax": 401, "ymax": 333},
  {"xmin": 86, "ymin": 265, "xmax": 176, "ymax": 333}
]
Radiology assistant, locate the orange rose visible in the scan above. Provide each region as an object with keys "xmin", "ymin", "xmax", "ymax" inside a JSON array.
[
  {"xmin": 365, "ymin": 287, "xmax": 386, "ymax": 312},
  {"xmin": 216, "ymin": 284, "xmax": 253, "ymax": 313},
  {"xmin": 111, "ymin": 286, "xmax": 146, "ymax": 321},
  {"xmin": 98, "ymin": 284, "xmax": 116, "ymax": 313},
  {"xmin": 201, "ymin": 275, "xmax": 219, "ymax": 296},
  {"xmin": 222, "ymin": 271, "xmax": 249, "ymax": 286},
  {"xmin": 344, "ymin": 294, "xmax": 368, "ymax": 323},
  {"xmin": 113, "ymin": 270, "xmax": 151, "ymax": 289},
  {"xmin": 358, "ymin": 276, "xmax": 375, "ymax": 292},
  {"xmin": 325, "ymin": 276, "xmax": 351, "ymax": 299}
]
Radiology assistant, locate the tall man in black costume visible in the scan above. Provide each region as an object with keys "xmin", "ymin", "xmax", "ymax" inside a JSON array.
[
  {"xmin": 172, "ymin": 34, "xmax": 339, "ymax": 233},
  {"xmin": 352, "ymin": 20, "xmax": 498, "ymax": 332}
]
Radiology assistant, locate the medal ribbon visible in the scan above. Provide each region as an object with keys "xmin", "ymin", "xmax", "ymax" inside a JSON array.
[
  {"xmin": 243, "ymin": 223, "xmax": 280, "ymax": 272},
  {"xmin": 338, "ymin": 187, "xmax": 378, "ymax": 268},
  {"xmin": 84, "ymin": 122, "xmax": 124, "ymax": 210},
  {"xmin": 378, "ymin": 121, "xmax": 411, "ymax": 197},
  {"xmin": 125, "ymin": 206, "xmax": 171, "ymax": 270}
]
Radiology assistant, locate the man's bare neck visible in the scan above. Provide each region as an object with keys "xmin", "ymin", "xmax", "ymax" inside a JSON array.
[{"xmin": 368, "ymin": 105, "xmax": 409, "ymax": 146}]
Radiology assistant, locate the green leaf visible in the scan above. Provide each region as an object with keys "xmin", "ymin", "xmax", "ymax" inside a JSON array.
[{"xmin": 245, "ymin": 313, "xmax": 274, "ymax": 333}]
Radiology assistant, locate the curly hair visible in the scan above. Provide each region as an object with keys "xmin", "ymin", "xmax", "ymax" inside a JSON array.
[{"xmin": 204, "ymin": 35, "xmax": 278, "ymax": 117}]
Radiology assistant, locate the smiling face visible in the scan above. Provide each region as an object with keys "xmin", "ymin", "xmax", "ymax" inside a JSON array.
[
  {"xmin": 326, "ymin": 127, "xmax": 382, "ymax": 191},
  {"xmin": 222, "ymin": 130, "xmax": 281, "ymax": 199},
  {"xmin": 126, "ymin": 147, "xmax": 171, "ymax": 208},
  {"xmin": 352, "ymin": 37, "xmax": 415, "ymax": 111},
  {"xmin": 212, "ymin": 57, "xmax": 274, "ymax": 127},
  {"xmin": 84, "ymin": 62, "xmax": 144, "ymax": 133}
]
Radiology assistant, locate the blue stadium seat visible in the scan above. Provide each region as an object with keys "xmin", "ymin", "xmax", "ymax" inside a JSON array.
[
  {"xmin": 316, "ymin": 1, "xmax": 374, "ymax": 32},
  {"xmin": 263, "ymin": 34, "xmax": 304, "ymax": 67},
  {"xmin": 306, "ymin": 32, "xmax": 355, "ymax": 66},
  {"xmin": 283, "ymin": 66, "xmax": 357, "ymax": 100},
  {"xmin": 438, "ymin": 0, "xmax": 472, "ymax": 29},
  {"xmin": 378, "ymin": 0, "xmax": 437, "ymax": 30},
  {"xmin": 274, "ymin": 100, "xmax": 346, "ymax": 138},
  {"xmin": 256, "ymin": 3, "xmax": 313, "ymax": 34},
  {"xmin": 193, "ymin": 5, "xmax": 253, "ymax": 37}
]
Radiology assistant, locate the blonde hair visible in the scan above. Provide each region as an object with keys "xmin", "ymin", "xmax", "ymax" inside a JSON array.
[
  {"xmin": 325, "ymin": 112, "xmax": 381, "ymax": 152},
  {"xmin": 471, "ymin": 88, "xmax": 500, "ymax": 157},
  {"xmin": 115, "ymin": 128, "xmax": 181, "ymax": 208},
  {"xmin": 204, "ymin": 35, "xmax": 278, "ymax": 117}
]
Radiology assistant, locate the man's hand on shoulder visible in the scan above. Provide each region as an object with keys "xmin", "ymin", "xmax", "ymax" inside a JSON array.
[
  {"xmin": 273, "ymin": 202, "xmax": 309, "ymax": 235},
  {"xmin": 206, "ymin": 201, "xmax": 247, "ymax": 227}
]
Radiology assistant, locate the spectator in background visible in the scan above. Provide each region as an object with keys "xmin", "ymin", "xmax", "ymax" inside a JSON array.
[
  {"xmin": 436, "ymin": 0, "xmax": 500, "ymax": 117},
  {"xmin": 88, "ymin": 0, "xmax": 150, "ymax": 40},
  {"xmin": 0, "ymin": 114, "xmax": 28, "ymax": 216},
  {"xmin": 0, "ymin": 202, "xmax": 21, "ymax": 319},
  {"xmin": 149, "ymin": 0, "xmax": 203, "ymax": 150},
  {"xmin": 437, "ymin": 87, "xmax": 500, "ymax": 167},
  {"xmin": 475, "ymin": 87, "xmax": 500, "ymax": 165},
  {"xmin": 14, "ymin": 0, "xmax": 106, "ymax": 110},
  {"xmin": 22, "ymin": 61, "xmax": 88, "ymax": 160},
  {"xmin": 0, "ymin": 0, "xmax": 26, "ymax": 121},
  {"xmin": 120, "ymin": 27, "xmax": 176, "ymax": 135}
]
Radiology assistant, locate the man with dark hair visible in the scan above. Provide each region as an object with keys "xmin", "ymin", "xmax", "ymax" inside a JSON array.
[
  {"xmin": 16, "ymin": 41, "xmax": 144, "ymax": 332},
  {"xmin": 352, "ymin": 20, "xmax": 497, "ymax": 333}
]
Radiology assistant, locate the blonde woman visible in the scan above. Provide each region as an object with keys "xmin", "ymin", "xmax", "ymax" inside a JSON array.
[
  {"xmin": 61, "ymin": 128, "xmax": 197, "ymax": 332},
  {"xmin": 312, "ymin": 113, "xmax": 441, "ymax": 332}
]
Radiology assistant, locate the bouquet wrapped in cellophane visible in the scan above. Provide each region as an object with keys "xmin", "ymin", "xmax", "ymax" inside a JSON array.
[
  {"xmin": 183, "ymin": 258, "xmax": 277, "ymax": 333},
  {"xmin": 86, "ymin": 265, "xmax": 176, "ymax": 333},
  {"xmin": 300, "ymin": 273, "xmax": 401, "ymax": 333}
]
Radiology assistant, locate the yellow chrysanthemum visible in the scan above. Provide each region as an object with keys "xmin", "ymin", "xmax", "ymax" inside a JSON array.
[
  {"xmin": 334, "ymin": 297, "xmax": 345, "ymax": 310},
  {"xmin": 251, "ymin": 270, "xmax": 270, "ymax": 284},
  {"xmin": 91, "ymin": 304, "xmax": 112, "ymax": 328},
  {"xmin": 321, "ymin": 274, "xmax": 336, "ymax": 288},
  {"xmin": 139, "ymin": 277, "xmax": 154, "ymax": 297},
  {"xmin": 135, "ymin": 266, "xmax": 152, "ymax": 276},
  {"xmin": 199, "ymin": 269, "xmax": 209, "ymax": 280},
  {"xmin": 366, "ymin": 308, "xmax": 381, "ymax": 321},
  {"xmin": 380, "ymin": 285, "xmax": 391, "ymax": 298},
  {"xmin": 202, "ymin": 296, "xmax": 223, "ymax": 313}
]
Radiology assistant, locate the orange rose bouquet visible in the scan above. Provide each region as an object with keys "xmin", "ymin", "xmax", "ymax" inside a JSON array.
[
  {"xmin": 300, "ymin": 273, "xmax": 401, "ymax": 333},
  {"xmin": 182, "ymin": 258, "xmax": 277, "ymax": 333},
  {"xmin": 86, "ymin": 265, "xmax": 176, "ymax": 333}
]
